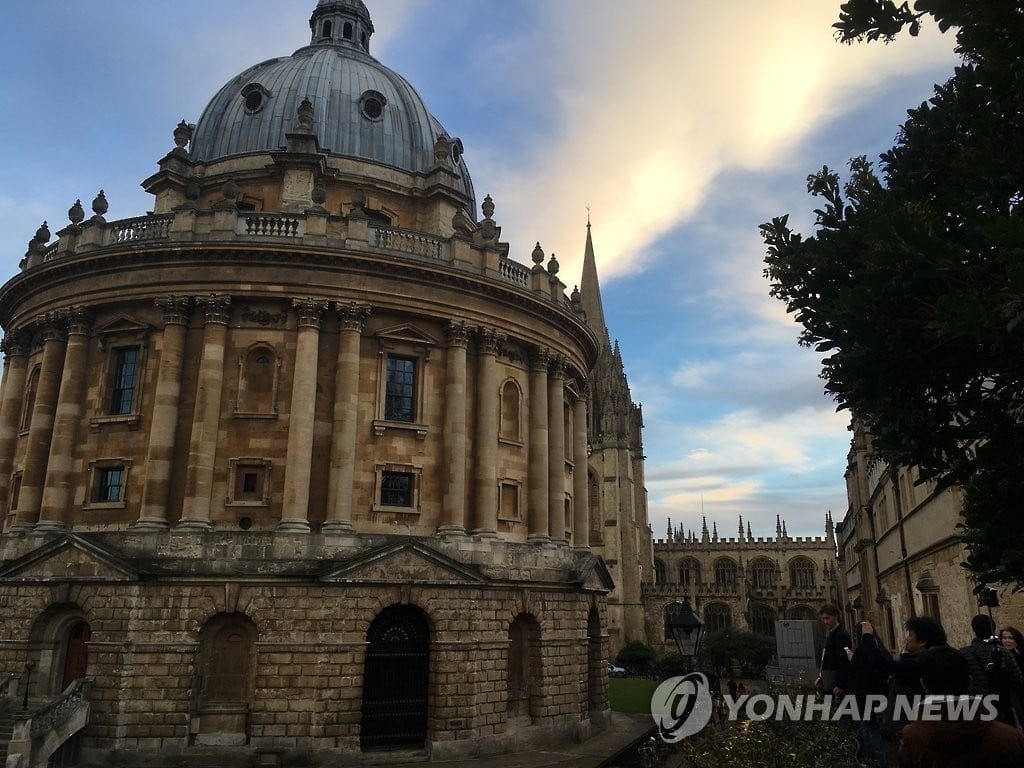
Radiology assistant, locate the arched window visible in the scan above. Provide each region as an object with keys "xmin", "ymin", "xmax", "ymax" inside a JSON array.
[
  {"xmin": 654, "ymin": 559, "xmax": 666, "ymax": 585},
  {"xmin": 588, "ymin": 472, "xmax": 601, "ymax": 545},
  {"xmin": 750, "ymin": 604, "xmax": 775, "ymax": 636},
  {"xmin": 322, "ymin": 20, "xmax": 332, "ymax": 38},
  {"xmin": 21, "ymin": 364, "xmax": 40, "ymax": 430},
  {"xmin": 237, "ymin": 344, "xmax": 278, "ymax": 414},
  {"xmin": 499, "ymin": 379, "xmax": 521, "ymax": 441},
  {"xmin": 664, "ymin": 601, "xmax": 685, "ymax": 640},
  {"xmin": 704, "ymin": 603, "xmax": 731, "ymax": 634},
  {"xmin": 750, "ymin": 558, "xmax": 776, "ymax": 588},
  {"xmin": 343, "ymin": 21, "xmax": 353, "ymax": 39},
  {"xmin": 508, "ymin": 613, "xmax": 542, "ymax": 720},
  {"xmin": 789, "ymin": 557, "xmax": 816, "ymax": 589},
  {"xmin": 714, "ymin": 558, "xmax": 737, "ymax": 589},
  {"xmin": 679, "ymin": 558, "xmax": 702, "ymax": 586}
]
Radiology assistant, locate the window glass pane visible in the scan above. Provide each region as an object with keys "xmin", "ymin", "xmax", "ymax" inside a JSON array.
[
  {"xmin": 111, "ymin": 347, "xmax": 140, "ymax": 414},
  {"xmin": 385, "ymin": 357, "xmax": 416, "ymax": 422},
  {"xmin": 97, "ymin": 467, "xmax": 124, "ymax": 501},
  {"xmin": 381, "ymin": 472, "xmax": 412, "ymax": 507}
]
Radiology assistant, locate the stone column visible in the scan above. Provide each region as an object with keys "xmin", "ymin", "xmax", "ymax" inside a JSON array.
[
  {"xmin": 572, "ymin": 383, "xmax": 590, "ymax": 549},
  {"xmin": 324, "ymin": 302, "xmax": 370, "ymax": 534},
  {"xmin": 13, "ymin": 315, "xmax": 67, "ymax": 530},
  {"xmin": 280, "ymin": 298, "xmax": 328, "ymax": 532},
  {"xmin": 547, "ymin": 356, "xmax": 567, "ymax": 545},
  {"xmin": 0, "ymin": 331, "xmax": 30, "ymax": 519},
  {"xmin": 179, "ymin": 294, "xmax": 230, "ymax": 529},
  {"xmin": 527, "ymin": 347, "xmax": 550, "ymax": 543},
  {"xmin": 137, "ymin": 296, "xmax": 190, "ymax": 528},
  {"xmin": 438, "ymin": 320, "xmax": 469, "ymax": 537},
  {"xmin": 37, "ymin": 309, "xmax": 91, "ymax": 531},
  {"xmin": 472, "ymin": 327, "xmax": 504, "ymax": 538}
]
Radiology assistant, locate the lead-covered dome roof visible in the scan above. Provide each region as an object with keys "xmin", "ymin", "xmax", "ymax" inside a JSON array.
[{"xmin": 189, "ymin": 0, "xmax": 475, "ymax": 203}]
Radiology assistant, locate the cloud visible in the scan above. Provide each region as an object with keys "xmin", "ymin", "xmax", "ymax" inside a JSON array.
[{"xmin": 472, "ymin": 0, "xmax": 956, "ymax": 283}]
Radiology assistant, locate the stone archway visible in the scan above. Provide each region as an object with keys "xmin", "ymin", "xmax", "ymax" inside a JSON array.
[{"xmin": 360, "ymin": 604, "xmax": 430, "ymax": 750}]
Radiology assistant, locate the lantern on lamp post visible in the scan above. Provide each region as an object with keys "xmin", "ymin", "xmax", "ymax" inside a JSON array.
[{"xmin": 667, "ymin": 598, "xmax": 704, "ymax": 670}]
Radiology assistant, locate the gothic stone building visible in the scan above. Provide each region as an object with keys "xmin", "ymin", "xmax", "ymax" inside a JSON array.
[
  {"xmin": 643, "ymin": 515, "xmax": 841, "ymax": 655},
  {"xmin": 837, "ymin": 421, "xmax": 1024, "ymax": 650},
  {"xmin": 0, "ymin": 1, "xmax": 651, "ymax": 764}
]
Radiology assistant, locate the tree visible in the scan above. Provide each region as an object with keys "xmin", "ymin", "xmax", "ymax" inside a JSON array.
[
  {"xmin": 699, "ymin": 630, "xmax": 777, "ymax": 677},
  {"xmin": 762, "ymin": 2, "xmax": 1024, "ymax": 586},
  {"xmin": 615, "ymin": 640, "xmax": 656, "ymax": 673}
]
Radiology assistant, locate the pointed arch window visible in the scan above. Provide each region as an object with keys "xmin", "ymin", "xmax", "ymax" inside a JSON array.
[
  {"xmin": 704, "ymin": 603, "xmax": 731, "ymax": 634},
  {"xmin": 789, "ymin": 557, "xmax": 816, "ymax": 589},
  {"xmin": 654, "ymin": 559, "xmax": 666, "ymax": 585},
  {"xmin": 750, "ymin": 558, "xmax": 776, "ymax": 588},
  {"xmin": 750, "ymin": 604, "xmax": 775, "ymax": 636},
  {"xmin": 714, "ymin": 558, "xmax": 737, "ymax": 589},
  {"xmin": 678, "ymin": 558, "xmax": 702, "ymax": 586}
]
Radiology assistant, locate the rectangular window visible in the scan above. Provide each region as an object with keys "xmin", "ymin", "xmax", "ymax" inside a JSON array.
[
  {"xmin": 9, "ymin": 472, "xmax": 22, "ymax": 512},
  {"xmin": 499, "ymin": 483, "xmax": 520, "ymax": 520},
  {"xmin": 384, "ymin": 356, "xmax": 416, "ymax": 422},
  {"xmin": 226, "ymin": 458, "xmax": 272, "ymax": 506},
  {"xmin": 922, "ymin": 593, "xmax": 941, "ymax": 624},
  {"xmin": 110, "ymin": 347, "xmax": 140, "ymax": 414},
  {"xmin": 381, "ymin": 471, "xmax": 413, "ymax": 507},
  {"xmin": 96, "ymin": 466, "xmax": 125, "ymax": 502}
]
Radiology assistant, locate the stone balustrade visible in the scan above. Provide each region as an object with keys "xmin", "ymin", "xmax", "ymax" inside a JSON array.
[
  {"xmin": 21, "ymin": 210, "xmax": 574, "ymax": 310},
  {"xmin": 6, "ymin": 677, "xmax": 93, "ymax": 768}
]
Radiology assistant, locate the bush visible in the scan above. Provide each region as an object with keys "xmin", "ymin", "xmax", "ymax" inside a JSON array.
[
  {"xmin": 653, "ymin": 651, "xmax": 689, "ymax": 679},
  {"xmin": 615, "ymin": 640, "xmax": 656, "ymax": 673},
  {"xmin": 699, "ymin": 630, "xmax": 777, "ymax": 677}
]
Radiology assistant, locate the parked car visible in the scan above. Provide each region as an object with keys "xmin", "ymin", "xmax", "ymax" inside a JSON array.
[{"xmin": 607, "ymin": 662, "xmax": 627, "ymax": 677}]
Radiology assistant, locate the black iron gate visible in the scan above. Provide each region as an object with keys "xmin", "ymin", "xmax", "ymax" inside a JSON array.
[{"xmin": 360, "ymin": 605, "xmax": 430, "ymax": 750}]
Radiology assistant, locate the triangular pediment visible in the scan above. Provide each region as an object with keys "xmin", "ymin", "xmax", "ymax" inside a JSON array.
[
  {"xmin": 0, "ymin": 534, "xmax": 138, "ymax": 582},
  {"xmin": 321, "ymin": 540, "xmax": 486, "ymax": 585},
  {"xmin": 577, "ymin": 556, "xmax": 615, "ymax": 592},
  {"xmin": 93, "ymin": 314, "xmax": 152, "ymax": 336},
  {"xmin": 374, "ymin": 324, "xmax": 438, "ymax": 347}
]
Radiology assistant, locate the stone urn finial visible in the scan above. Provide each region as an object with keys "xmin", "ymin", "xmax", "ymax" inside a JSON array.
[
  {"xmin": 481, "ymin": 194, "xmax": 495, "ymax": 220},
  {"xmin": 531, "ymin": 242, "xmax": 544, "ymax": 265},
  {"xmin": 34, "ymin": 221, "xmax": 50, "ymax": 243},
  {"xmin": 297, "ymin": 98, "xmax": 314, "ymax": 131},
  {"xmin": 68, "ymin": 200, "xmax": 85, "ymax": 225},
  {"xmin": 223, "ymin": 179, "xmax": 240, "ymax": 202},
  {"xmin": 92, "ymin": 190, "xmax": 108, "ymax": 217},
  {"xmin": 173, "ymin": 120, "xmax": 192, "ymax": 149},
  {"xmin": 311, "ymin": 183, "xmax": 327, "ymax": 206},
  {"xmin": 547, "ymin": 253, "xmax": 559, "ymax": 275}
]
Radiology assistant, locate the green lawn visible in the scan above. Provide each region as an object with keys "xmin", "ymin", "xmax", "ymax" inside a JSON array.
[{"xmin": 608, "ymin": 677, "xmax": 660, "ymax": 713}]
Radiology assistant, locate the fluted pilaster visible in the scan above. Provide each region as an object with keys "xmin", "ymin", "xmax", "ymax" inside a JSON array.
[
  {"xmin": 280, "ymin": 297, "xmax": 328, "ymax": 532},
  {"xmin": 137, "ymin": 296, "xmax": 190, "ymax": 528},
  {"xmin": 179, "ymin": 294, "xmax": 230, "ymax": 529}
]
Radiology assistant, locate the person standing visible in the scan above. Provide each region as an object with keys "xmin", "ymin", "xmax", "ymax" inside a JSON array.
[
  {"xmin": 999, "ymin": 626, "xmax": 1024, "ymax": 728},
  {"xmin": 816, "ymin": 604, "xmax": 852, "ymax": 695},
  {"xmin": 959, "ymin": 614, "xmax": 1018, "ymax": 725},
  {"xmin": 850, "ymin": 620, "xmax": 891, "ymax": 768}
]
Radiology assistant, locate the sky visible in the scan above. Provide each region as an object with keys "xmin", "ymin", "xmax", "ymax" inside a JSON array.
[{"xmin": 0, "ymin": 1, "xmax": 960, "ymax": 540}]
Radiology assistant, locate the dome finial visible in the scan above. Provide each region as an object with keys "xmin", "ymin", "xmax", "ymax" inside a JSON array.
[{"xmin": 309, "ymin": 0, "xmax": 374, "ymax": 52}]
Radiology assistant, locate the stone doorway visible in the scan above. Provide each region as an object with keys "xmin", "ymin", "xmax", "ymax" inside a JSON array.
[
  {"xmin": 360, "ymin": 604, "xmax": 430, "ymax": 750},
  {"xmin": 59, "ymin": 620, "xmax": 91, "ymax": 692}
]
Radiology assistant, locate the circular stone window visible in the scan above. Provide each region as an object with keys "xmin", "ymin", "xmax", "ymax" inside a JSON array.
[
  {"xmin": 451, "ymin": 137, "xmax": 465, "ymax": 165},
  {"xmin": 359, "ymin": 90, "xmax": 387, "ymax": 121},
  {"xmin": 241, "ymin": 83, "xmax": 270, "ymax": 114}
]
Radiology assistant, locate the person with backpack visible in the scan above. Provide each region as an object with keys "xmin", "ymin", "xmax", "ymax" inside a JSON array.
[{"xmin": 959, "ymin": 614, "xmax": 1020, "ymax": 726}]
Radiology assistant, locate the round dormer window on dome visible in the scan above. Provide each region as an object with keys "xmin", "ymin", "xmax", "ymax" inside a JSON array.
[
  {"xmin": 359, "ymin": 90, "xmax": 387, "ymax": 121},
  {"xmin": 241, "ymin": 83, "xmax": 271, "ymax": 114}
]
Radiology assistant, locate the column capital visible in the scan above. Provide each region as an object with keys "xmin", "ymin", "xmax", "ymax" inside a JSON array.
[
  {"xmin": 335, "ymin": 301, "xmax": 371, "ymax": 331},
  {"xmin": 36, "ymin": 312, "xmax": 67, "ymax": 344},
  {"xmin": 1, "ymin": 330, "xmax": 30, "ymax": 358},
  {"xmin": 154, "ymin": 295, "xmax": 191, "ymax": 326},
  {"xmin": 476, "ymin": 326, "xmax": 506, "ymax": 356},
  {"xmin": 548, "ymin": 353, "xmax": 567, "ymax": 379},
  {"xmin": 195, "ymin": 293, "xmax": 231, "ymax": 325},
  {"xmin": 61, "ymin": 306, "xmax": 91, "ymax": 336},
  {"xmin": 529, "ymin": 346, "xmax": 551, "ymax": 371},
  {"xmin": 292, "ymin": 297, "xmax": 329, "ymax": 328},
  {"xmin": 446, "ymin": 320, "xmax": 471, "ymax": 348}
]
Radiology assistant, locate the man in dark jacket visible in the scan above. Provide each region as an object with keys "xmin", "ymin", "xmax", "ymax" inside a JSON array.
[
  {"xmin": 959, "ymin": 613, "xmax": 1019, "ymax": 725},
  {"xmin": 816, "ymin": 604, "xmax": 852, "ymax": 695},
  {"xmin": 900, "ymin": 646, "xmax": 1024, "ymax": 767}
]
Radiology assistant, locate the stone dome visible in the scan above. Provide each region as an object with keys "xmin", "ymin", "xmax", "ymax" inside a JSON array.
[{"xmin": 189, "ymin": 0, "xmax": 475, "ymax": 205}]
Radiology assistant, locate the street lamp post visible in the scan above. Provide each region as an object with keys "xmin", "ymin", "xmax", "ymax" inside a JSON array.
[{"xmin": 667, "ymin": 597, "xmax": 705, "ymax": 671}]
